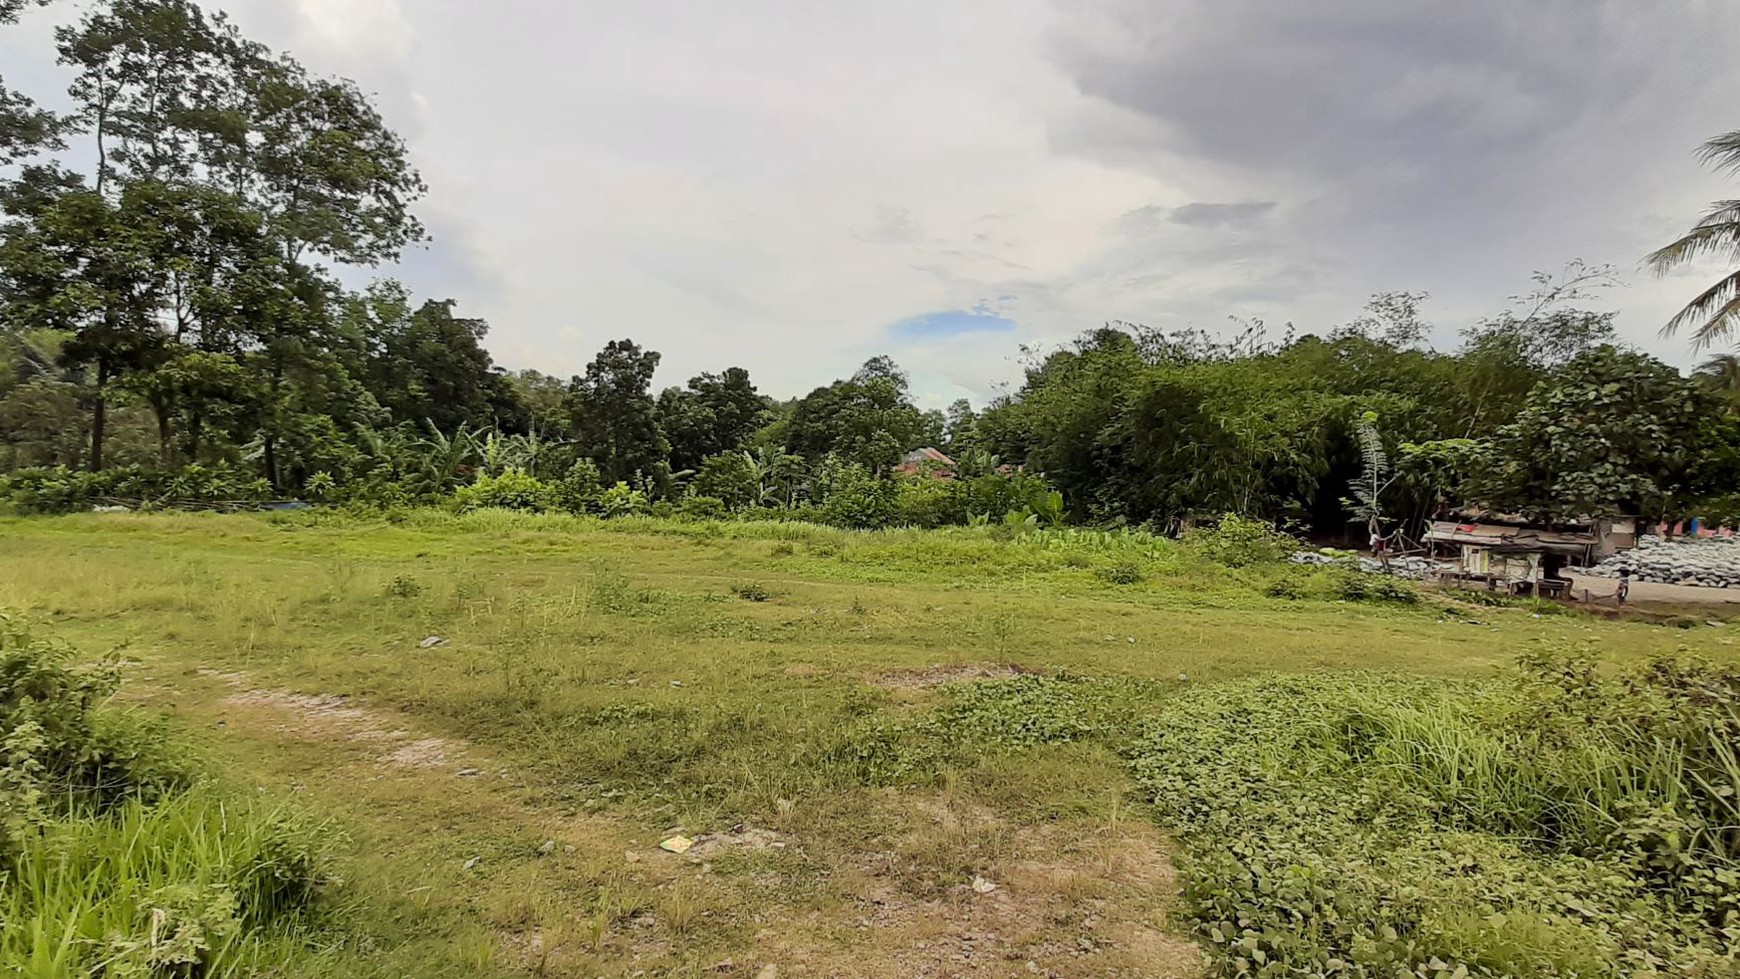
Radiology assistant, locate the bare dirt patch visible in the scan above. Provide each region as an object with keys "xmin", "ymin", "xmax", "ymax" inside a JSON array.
[
  {"xmin": 871, "ymin": 664, "xmax": 1034, "ymax": 690},
  {"xmin": 220, "ymin": 687, "xmax": 466, "ymax": 770}
]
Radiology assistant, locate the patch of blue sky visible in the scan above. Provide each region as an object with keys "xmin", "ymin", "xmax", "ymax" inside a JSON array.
[{"xmin": 888, "ymin": 307, "xmax": 1019, "ymax": 341}]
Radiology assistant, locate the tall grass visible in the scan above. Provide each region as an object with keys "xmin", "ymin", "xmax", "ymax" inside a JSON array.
[
  {"xmin": 2, "ymin": 786, "xmax": 331, "ymax": 977},
  {"xmin": 2, "ymin": 613, "xmax": 336, "ymax": 978}
]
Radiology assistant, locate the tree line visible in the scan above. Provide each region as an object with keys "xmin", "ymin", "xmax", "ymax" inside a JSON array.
[{"xmin": 4, "ymin": 0, "xmax": 1740, "ymax": 536}]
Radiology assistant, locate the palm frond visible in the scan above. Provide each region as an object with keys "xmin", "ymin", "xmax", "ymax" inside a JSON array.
[
  {"xmin": 1692, "ymin": 200, "xmax": 1740, "ymax": 230},
  {"xmin": 1691, "ymin": 294, "xmax": 1740, "ymax": 351},
  {"xmin": 1694, "ymin": 352, "xmax": 1740, "ymax": 392},
  {"xmin": 1698, "ymin": 130, "xmax": 1740, "ymax": 175},
  {"xmin": 1646, "ymin": 207, "xmax": 1740, "ymax": 272},
  {"xmin": 1661, "ymin": 270, "xmax": 1740, "ymax": 349},
  {"xmin": 1348, "ymin": 416, "xmax": 1394, "ymax": 525}
]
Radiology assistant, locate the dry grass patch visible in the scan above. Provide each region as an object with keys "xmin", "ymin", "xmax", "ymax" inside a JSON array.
[
  {"xmin": 748, "ymin": 792, "xmax": 1202, "ymax": 979},
  {"xmin": 870, "ymin": 663, "xmax": 1036, "ymax": 690}
]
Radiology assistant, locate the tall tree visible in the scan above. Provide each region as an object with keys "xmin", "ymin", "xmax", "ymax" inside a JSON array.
[
  {"xmin": 941, "ymin": 398, "xmax": 979, "ymax": 456},
  {"xmin": 0, "ymin": 0, "xmax": 63, "ymax": 163},
  {"xmin": 1479, "ymin": 346, "xmax": 1719, "ymax": 521},
  {"xmin": 1649, "ymin": 128, "xmax": 1740, "ymax": 348},
  {"xmin": 785, "ymin": 356, "xmax": 928, "ymax": 470},
  {"xmin": 19, "ymin": 0, "xmax": 427, "ymax": 480},
  {"xmin": 343, "ymin": 282, "xmax": 513, "ymax": 434},
  {"xmin": 567, "ymin": 339, "xmax": 668, "ymax": 485},
  {"xmin": 0, "ymin": 176, "xmax": 172, "ymax": 469},
  {"xmin": 502, "ymin": 369, "xmax": 570, "ymax": 438},
  {"xmin": 656, "ymin": 366, "xmax": 768, "ymax": 471}
]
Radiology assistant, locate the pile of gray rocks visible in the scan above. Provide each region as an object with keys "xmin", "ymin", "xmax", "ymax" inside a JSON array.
[
  {"xmin": 1585, "ymin": 535, "xmax": 1740, "ymax": 589},
  {"xmin": 1288, "ymin": 550, "xmax": 1445, "ymax": 580}
]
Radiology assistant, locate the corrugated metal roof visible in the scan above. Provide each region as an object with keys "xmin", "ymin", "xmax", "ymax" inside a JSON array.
[
  {"xmin": 900, "ymin": 448, "xmax": 956, "ymax": 467},
  {"xmin": 1425, "ymin": 521, "xmax": 1596, "ymax": 553}
]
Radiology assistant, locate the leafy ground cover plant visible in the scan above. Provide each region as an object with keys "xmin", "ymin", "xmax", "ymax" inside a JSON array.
[{"xmin": 1127, "ymin": 655, "xmax": 1740, "ymax": 978}]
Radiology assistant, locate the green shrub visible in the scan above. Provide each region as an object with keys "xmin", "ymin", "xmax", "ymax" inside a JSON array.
[
  {"xmin": 732, "ymin": 581, "xmax": 771, "ymax": 602},
  {"xmin": 692, "ymin": 453, "xmax": 760, "ymax": 510},
  {"xmin": 678, "ymin": 495, "xmax": 729, "ymax": 521},
  {"xmin": 1264, "ymin": 575, "xmax": 1307, "ymax": 600},
  {"xmin": 2, "ymin": 614, "xmax": 189, "ymax": 855},
  {"xmin": 452, "ymin": 468, "xmax": 553, "ymax": 513},
  {"xmin": 550, "ymin": 459, "xmax": 604, "ymax": 513},
  {"xmin": 0, "ymin": 614, "xmax": 334, "ymax": 974},
  {"xmin": 1450, "ymin": 588, "xmax": 1568, "ymax": 615},
  {"xmin": 0, "ymin": 465, "xmax": 270, "ymax": 514},
  {"xmin": 894, "ymin": 474, "xmax": 969, "ymax": 528},
  {"xmin": 819, "ymin": 465, "xmax": 897, "ymax": 529},
  {"xmin": 1184, "ymin": 513, "xmax": 1298, "ymax": 567},
  {"xmin": 1338, "ymin": 570, "xmax": 1419, "ymax": 604},
  {"xmin": 598, "ymin": 482, "xmax": 649, "ymax": 518}
]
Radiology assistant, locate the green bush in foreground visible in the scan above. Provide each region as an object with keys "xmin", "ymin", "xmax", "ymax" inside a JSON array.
[
  {"xmin": 1, "ymin": 614, "xmax": 333, "ymax": 977},
  {"xmin": 1129, "ymin": 656, "xmax": 1740, "ymax": 978}
]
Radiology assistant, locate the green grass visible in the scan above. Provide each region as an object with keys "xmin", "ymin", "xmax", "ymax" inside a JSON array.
[
  {"xmin": 4, "ymin": 787, "xmax": 336, "ymax": 978},
  {"xmin": 1128, "ymin": 662, "xmax": 1740, "ymax": 978},
  {"xmin": 1, "ymin": 510, "xmax": 1737, "ymax": 976}
]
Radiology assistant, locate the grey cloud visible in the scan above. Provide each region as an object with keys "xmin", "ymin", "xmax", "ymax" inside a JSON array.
[
  {"xmin": 1169, "ymin": 201, "xmax": 1277, "ymax": 228},
  {"xmin": 1043, "ymin": 0, "xmax": 1740, "ymax": 361},
  {"xmin": 1117, "ymin": 201, "xmax": 1279, "ymax": 236},
  {"xmin": 1048, "ymin": 2, "xmax": 1702, "ymax": 185}
]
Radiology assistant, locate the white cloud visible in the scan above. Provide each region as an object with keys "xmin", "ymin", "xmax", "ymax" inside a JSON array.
[{"xmin": 290, "ymin": 0, "xmax": 413, "ymax": 63}]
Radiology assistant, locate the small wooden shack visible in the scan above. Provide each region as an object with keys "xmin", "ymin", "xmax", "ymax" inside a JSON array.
[{"xmin": 1424, "ymin": 514, "xmax": 1636, "ymax": 596}]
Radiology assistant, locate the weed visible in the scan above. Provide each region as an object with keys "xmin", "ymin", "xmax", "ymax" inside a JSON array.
[
  {"xmin": 0, "ymin": 616, "xmax": 333, "ymax": 976},
  {"xmin": 1264, "ymin": 575, "xmax": 1306, "ymax": 600},
  {"xmin": 5, "ymin": 513, "xmax": 1737, "ymax": 976},
  {"xmin": 1337, "ymin": 570, "xmax": 1419, "ymax": 605},
  {"xmin": 732, "ymin": 581, "xmax": 772, "ymax": 602},
  {"xmin": 385, "ymin": 574, "xmax": 423, "ymax": 599},
  {"xmin": 1096, "ymin": 562, "xmax": 1144, "ymax": 585},
  {"xmin": 1184, "ymin": 514, "xmax": 1297, "ymax": 568}
]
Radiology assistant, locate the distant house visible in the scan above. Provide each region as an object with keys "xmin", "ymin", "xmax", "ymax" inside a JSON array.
[{"xmin": 895, "ymin": 447, "xmax": 956, "ymax": 477}]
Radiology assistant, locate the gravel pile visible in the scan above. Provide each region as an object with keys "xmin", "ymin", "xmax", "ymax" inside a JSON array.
[
  {"xmin": 1585, "ymin": 536, "xmax": 1740, "ymax": 589},
  {"xmin": 1289, "ymin": 551, "xmax": 1445, "ymax": 580}
]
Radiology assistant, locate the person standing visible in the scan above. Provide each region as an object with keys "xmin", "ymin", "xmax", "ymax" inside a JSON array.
[
  {"xmin": 1369, "ymin": 525, "xmax": 1391, "ymax": 572},
  {"xmin": 1617, "ymin": 567, "xmax": 1631, "ymax": 605}
]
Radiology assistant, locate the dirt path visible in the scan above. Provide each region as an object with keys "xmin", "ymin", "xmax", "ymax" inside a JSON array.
[
  {"xmin": 1567, "ymin": 573, "xmax": 1740, "ymax": 608},
  {"xmin": 154, "ymin": 668, "xmax": 1201, "ymax": 978}
]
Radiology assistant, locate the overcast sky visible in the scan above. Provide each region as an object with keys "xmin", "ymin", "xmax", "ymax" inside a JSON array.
[{"xmin": 5, "ymin": 0, "xmax": 1739, "ymax": 406}]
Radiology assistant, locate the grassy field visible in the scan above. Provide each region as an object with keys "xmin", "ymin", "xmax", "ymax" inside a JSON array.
[{"xmin": 2, "ymin": 511, "xmax": 1735, "ymax": 978}]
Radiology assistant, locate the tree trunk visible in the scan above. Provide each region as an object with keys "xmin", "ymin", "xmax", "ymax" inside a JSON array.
[
  {"xmin": 90, "ymin": 358, "xmax": 109, "ymax": 472},
  {"xmin": 184, "ymin": 409, "xmax": 203, "ymax": 463},
  {"xmin": 264, "ymin": 354, "xmax": 284, "ymax": 490},
  {"xmin": 156, "ymin": 406, "xmax": 173, "ymax": 468}
]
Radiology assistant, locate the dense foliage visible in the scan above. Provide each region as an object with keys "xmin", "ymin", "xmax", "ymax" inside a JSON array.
[
  {"xmin": 975, "ymin": 284, "xmax": 1740, "ymax": 534},
  {"xmin": 1129, "ymin": 657, "xmax": 1740, "ymax": 978},
  {"xmin": 1, "ymin": 612, "xmax": 332, "ymax": 974}
]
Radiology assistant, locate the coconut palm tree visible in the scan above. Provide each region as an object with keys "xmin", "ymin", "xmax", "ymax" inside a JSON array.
[
  {"xmin": 1649, "ymin": 129, "xmax": 1740, "ymax": 349},
  {"xmin": 1695, "ymin": 351, "xmax": 1740, "ymax": 395}
]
